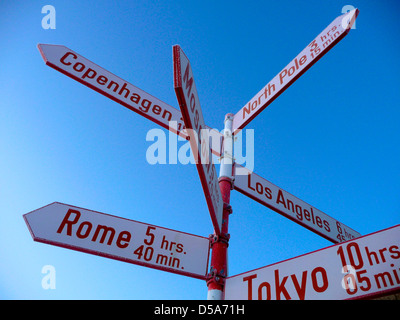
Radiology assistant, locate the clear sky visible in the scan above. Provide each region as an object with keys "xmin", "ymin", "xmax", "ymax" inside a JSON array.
[{"xmin": 1, "ymin": 0, "xmax": 399, "ymax": 299}]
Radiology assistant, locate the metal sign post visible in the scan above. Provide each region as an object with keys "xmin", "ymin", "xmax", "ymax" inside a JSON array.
[{"xmin": 207, "ymin": 114, "xmax": 234, "ymax": 300}]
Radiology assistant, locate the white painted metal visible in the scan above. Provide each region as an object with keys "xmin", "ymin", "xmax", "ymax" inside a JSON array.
[
  {"xmin": 225, "ymin": 225, "xmax": 400, "ymax": 300},
  {"xmin": 24, "ymin": 202, "xmax": 211, "ymax": 279}
]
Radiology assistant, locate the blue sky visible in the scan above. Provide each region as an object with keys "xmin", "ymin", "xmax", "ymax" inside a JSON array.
[{"xmin": 1, "ymin": 0, "xmax": 399, "ymax": 299}]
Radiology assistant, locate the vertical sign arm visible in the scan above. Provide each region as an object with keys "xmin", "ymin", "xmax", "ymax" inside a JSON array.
[{"xmin": 207, "ymin": 114, "xmax": 234, "ymax": 300}]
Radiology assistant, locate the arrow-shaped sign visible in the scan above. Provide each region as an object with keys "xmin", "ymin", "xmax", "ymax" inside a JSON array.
[
  {"xmin": 173, "ymin": 45, "xmax": 224, "ymax": 235},
  {"xmin": 232, "ymin": 8, "xmax": 359, "ymax": 134},
  {"xmin": 24, "ymin": 202, "xmax": 211, "ymax": 279},
  {"xmin": 225, "ymin": 224, "xmax": 400, "ymax": 300},
  {"xmin": 234, "ymin": 164, "xmax": 360, "ymax": 243},
  {"xmin": 37, "ymin": 44, "xmax": 223, "ymax": 157}
]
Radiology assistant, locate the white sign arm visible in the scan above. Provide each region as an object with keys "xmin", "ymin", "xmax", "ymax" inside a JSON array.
[
  {"xmin": 24, "ymin": 202, "xmax": 211, "ymax": 279},
  {"xmin": 234, "ymin": 164, "xmax": 360, "ymax": 243},
  {"xmin": 37, "ymin": 44, "xmax": 223, "ymax": 157},
  {"xmin": 173, "ymin": 45, "xmax": 224, "ymax": 235},
  {"xmin": 232, "ymin": 9, "xmax": 359, "ymax": 133}
]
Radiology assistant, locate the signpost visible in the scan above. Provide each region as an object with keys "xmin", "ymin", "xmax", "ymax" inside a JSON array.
[
  {"xmin": 24, "ymin": 202, "xmax": 210, "ymax": 279},
  {"xmin": 231, "ymin": 8, "xmax": 359, "ymax": 134},
  {"xmin": 234, "ymin": 164, "xmax": 361, "ymax": 243},
  {"xmin": 224, "ymin": 225, "xmax": 400, "ymax": 300},
  {"xmin": 37, "ymin": 44, "xmax": 223, "ymax": 157},
  {"xmin": 173, "ymin": 45, "xmax": 224, "ymax": 236},
  {"xmin": 26, "ymin": 8, "xmax": 395, "ymax": 301}
]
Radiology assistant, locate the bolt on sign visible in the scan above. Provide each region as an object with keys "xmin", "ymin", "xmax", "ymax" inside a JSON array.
[
  {"xmin": 224, "ymin": 225, "xmax": 400, "ymax": 300},
  {"xmin": 24, "ymin": 202, "xmax": 211, "ymax": 279}
]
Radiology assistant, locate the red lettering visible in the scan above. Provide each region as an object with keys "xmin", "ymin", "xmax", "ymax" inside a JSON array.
[
  {"xmin": 276, "ymin": 189, "xmax": 287, "ymax": 208},
  {"xmin": 73, "ymin": 62, "xmax": 85, "ymax": 72},
  {"xmin": 258, "ymin": 282, "xmax": 271, "ymax": 300},
  {"xmin": 116, "ymin": 231, "xmax": 131, "ymax": 249},
  {"xmin": 190, "ymin": 94, "xmax": 196, "ymax": 112},
  {"xmin": 311, "ymin": 267, "xmax": 329, "ymax": 293},
  {"xmin": 242, "ymin": 102, "xmax": 251, "ymax": 119},
  {"xmin": 92, "ymin": 225, "xmax": 116, "ymax": 245},
  {"xmin": 310, "ymin": 207, "xmax": 316, "ymax": 224},
  {"xmin": 243, "ymin": 274, "xmax": 257, "ymax": 300},
  {"xmin": 304, "ymin": 209, "xmax": 311, "ymax": 221},
  {"xmin": 81, "ymin": 68, "xmax": 97, "ymax": 80},
  {"xmin": 56, "ymin": 208, "xmax": 132, "ymax": 248},
  {"xmin": 299, "ymin": 55, "xmax": 307, "ymax": 66},
  {"xmin": 274, "ymin": 269, "xmax": 291, "ymax": 300},
  {"xmin": 247, "ymin": 174, "xmax": 256, "ymax": 191},
  {"xmin": 256, "ymin": 182, "xmax": 263, "ymax": 194},
  {"xmin": 291, "ymin": 271, "xmax": 307, "ymax": 300},
  {"xmin": 265, "ymin": 187, "xmax": 272, "ymax": 200},
  {"xmin": 183, "ymin": 64, "xmax": 194, "ymax": 98},
  {"xmin": 389, "ymin": 245, "xmax": 400, "ymax": 259},
  {"xmin": 279, "ymin": 69, "xmax": 287, "ymax": 85},
  {"xmin": 76, "ymin": 221, "xmax": 92, "ymax": 239},
  {"xmin": 57, "ymin": 209, "xmax": 81, "ymax": 235},
  {"xmin": 294, "ymin": 57, "xmax": 299, "ymax": 70},
  {"xmin": 97, "ymin": 75, "xmax": 108, "ymax": 85},
  {"xmin": 316, "ymin": 216, "xmax": 322, "ymax": 228},
  {"xmin": 60, "ymin": 52, "xmax": 77, "ymax": 66},
  {"xmin": 194, "ymin": 109, "xmax": 199, "ymax": 130}
]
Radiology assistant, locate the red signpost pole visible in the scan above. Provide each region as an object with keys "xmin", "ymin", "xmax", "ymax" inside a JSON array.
[{"xmin": 207, "ymin": 114, "xmax": 234, "ymax": 300}]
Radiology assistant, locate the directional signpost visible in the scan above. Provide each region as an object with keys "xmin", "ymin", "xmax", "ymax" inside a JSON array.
[
  {"xmin": 234, "ymin": 164, "xmax": 361, "ymax": 243},
  {"xmin": 26, "ymin": 8, "xmax": 400, "ymax": 300},
  {"xmin": 24, "ymin": 202, "xmax": 210, "ymax": 279},
  {"xmin": 224, "ymin": 225, "xmax": 400, "ymax": 300}
]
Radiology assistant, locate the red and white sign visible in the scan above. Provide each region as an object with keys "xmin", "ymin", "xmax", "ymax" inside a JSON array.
[
  {"xmin": 173, "ymin": 45, "xmax": 224, "ymax": 235},
  {"xmin": 225, "ymin": 224, "xmax": 400, "ymax": 300},
  {"xmin": 37, "ymin": 44, "xmax": 222, "ymax": 156},
  {"xmin": 232, "ymin": 8, "xmax": 359, "ymax": 134},
  {"xmin": 24, "ymin": 202, "xmax": 210, "ymax": 279},
  {"xmin": 234, "ymin": 164, "xmax": 360, "ymax": 243}
]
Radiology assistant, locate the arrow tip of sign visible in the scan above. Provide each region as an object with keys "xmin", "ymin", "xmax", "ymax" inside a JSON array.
[
  {"xmin": 344, "ymin": 8, "xmax": 359, "ymax": 32},
  {"xmin": 173, "ymin": 45, "xmax": 182, "ymax": 89},
  {"xmin": 37, "ymin": 44, "xmax": 70, "ymax": 65},
  {"xmin": 37, "ymin": 43, "xmax": 48, "ymax": 63}
]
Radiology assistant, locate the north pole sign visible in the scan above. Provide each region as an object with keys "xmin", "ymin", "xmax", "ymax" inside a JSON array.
[
  {"xmin": 224, "ymin": 225, "xmax": 400, "ymax": 300},
  {"xmin": 24, "ymin": 202, "xmax": 210, "ymax": 279},
  {"xmin": 232, "ymin": 8, "xmax": 359, "ymax": 133}
]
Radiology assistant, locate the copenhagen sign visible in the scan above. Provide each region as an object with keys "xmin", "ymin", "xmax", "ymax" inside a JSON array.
[{"xmin": 37, "ymin": 43, "xmax": 223, "ymax": 157}]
